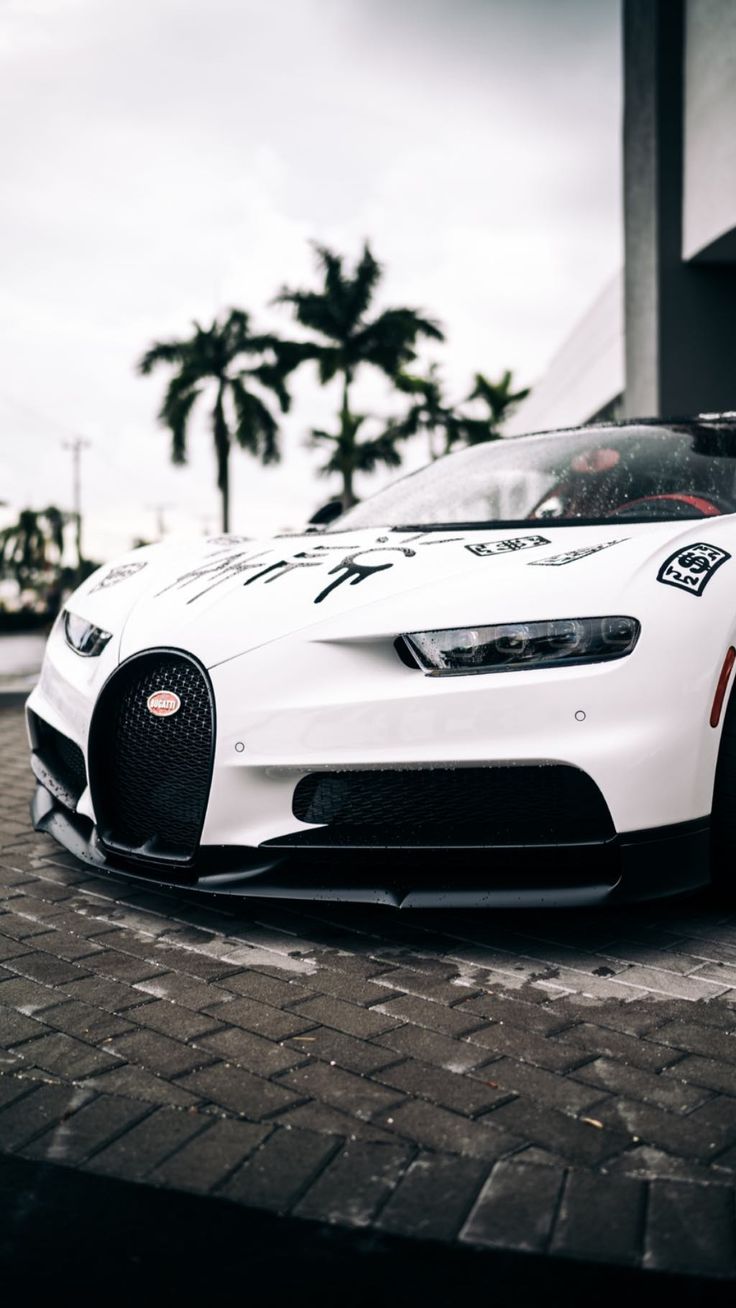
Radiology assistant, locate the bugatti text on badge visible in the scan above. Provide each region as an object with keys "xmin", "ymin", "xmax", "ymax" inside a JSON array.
[{"xmin": 147, "ymin": 690, "xmax": 181, "ymax": 717}]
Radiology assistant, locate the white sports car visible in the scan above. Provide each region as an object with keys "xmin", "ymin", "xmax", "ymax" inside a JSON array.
[{"xmin": 27, "ymin": 417, "xmax": 736, "ymax": 907}]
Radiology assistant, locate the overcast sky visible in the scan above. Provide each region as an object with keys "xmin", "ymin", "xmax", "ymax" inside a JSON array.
[{"xmin": 0, "ymin": 0, "xmax": 621, "ymax": 559}]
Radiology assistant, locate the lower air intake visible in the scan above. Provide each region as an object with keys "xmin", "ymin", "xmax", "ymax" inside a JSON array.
[
  {"xmin": 88, "ymin": 650, "xmax": 215, "ymax": 863},
  {"xmin": 290, "ymin": 765, "xmax": 614, "ymax": 847}
]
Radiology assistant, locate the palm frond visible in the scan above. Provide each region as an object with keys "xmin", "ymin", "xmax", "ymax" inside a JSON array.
[{"xmin": 230, "ymin": 380, "xmax": 281, "ymax": 464}]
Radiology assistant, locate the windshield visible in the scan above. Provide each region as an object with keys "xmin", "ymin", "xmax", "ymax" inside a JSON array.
[{"xmin": 335, "ymin": 422, "xmax": 736, "ymax": 530}]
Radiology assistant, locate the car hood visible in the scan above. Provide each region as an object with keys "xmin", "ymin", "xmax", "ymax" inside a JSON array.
[{"xmin": 67, "ymin": 518, "xmax": 736, "ymax": 668}]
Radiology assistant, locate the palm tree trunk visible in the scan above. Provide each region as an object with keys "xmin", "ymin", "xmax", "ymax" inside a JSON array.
[
  {"xmin": 214, "ymin": 386, "xmax": 230, "ymax": 533},
  {"xmin": 339, "ymin": 372, "xmax": 357, "ymax": 510}
]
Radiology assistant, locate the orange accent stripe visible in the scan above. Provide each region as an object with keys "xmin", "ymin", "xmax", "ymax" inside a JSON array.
[{"xmin": 710, "ymin": 647, "xmax": 736, "ymax": 728}]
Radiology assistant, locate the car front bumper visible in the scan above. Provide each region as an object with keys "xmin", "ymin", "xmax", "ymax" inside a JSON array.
[{"xmin": 31, "ymin": 780, "xmax": 710, "ymax": 908}]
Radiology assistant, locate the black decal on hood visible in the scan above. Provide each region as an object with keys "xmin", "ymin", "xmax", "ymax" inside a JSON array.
[
  {"xmin": 528, "ymin": 539, "xmax": 626, "ymax": 567},
  {"xmin": 157, "ymin": 548, "xmax": 272, "ymax": 603},
  {"xmin": 466, "ymin": 535, "xmax": 550, "ymax": 557},
  {"xmin": 314, "ymin": 546, "xmax": 417, "ymax": 604},
  {"xmin": 657, "ymin": 543, "xmax": 731, "ymax": 596},
  {"xmin": 89, "ymin": 561, "xmax": 148, "ymax": 592}
]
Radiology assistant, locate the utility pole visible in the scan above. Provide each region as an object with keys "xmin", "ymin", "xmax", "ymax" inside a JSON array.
[
  {"xmin": 62, "ymin": 437, "xmax": 90, "ymax": 576},
  {"xmin": 147, "ymin": 503, "xmax": 171, "ymax": 539}
]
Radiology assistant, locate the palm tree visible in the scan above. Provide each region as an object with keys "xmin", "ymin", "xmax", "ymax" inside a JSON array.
[
  {"xmin": 0, "ymin": 506, "xmax": 66, "ymax": 590},
  {"xmin": 458, "ymin": 369, "xmax": 530, "ymax": 447},
  {"xmin": 310, "ymin": 411, "xmax": 409, "ymax": 509},
  {"xmin": 389, "ymin": 365, "xmax": 466, "ymax": 460},
  {"xmin": 276, "ymin": 243, "xmax": 444, "ymax": 498},
  {"xmin": 137, "ymin": 310, "xmax": 289, "ymax": 532}
]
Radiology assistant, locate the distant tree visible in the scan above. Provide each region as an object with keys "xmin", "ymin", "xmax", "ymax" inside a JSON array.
[
  {"xmin": 389, "ymin": 365, "xmax": 530, "ymax": 458},
  {"xmin": 276, "ymin": 243, "xmax": 443, "ymax": 505},
  {"xmin": 389, "ymin": 365, "xmax": 467, "ymax": 460},
  {"xmin": 458, "ymin": 370, "xmax": 530, "ymax": 447},
  {"xmin": 137, "ymin": 310, "xmax": 289, "ymax": 532},
  {"xmin": 310, "ymin": 411, "xmax": 410, "ymax": 509},
  {"xmin": 0, "ymin": 507, "xmax": 66, "ymax": 590}
]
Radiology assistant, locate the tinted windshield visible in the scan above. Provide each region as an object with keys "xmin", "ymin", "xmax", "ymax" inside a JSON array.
[{"xmin": 336, "ymin": 423, "xmax": 736, "ymax": 529}]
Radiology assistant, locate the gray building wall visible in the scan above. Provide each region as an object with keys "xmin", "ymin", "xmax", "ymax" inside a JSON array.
[{"xmin": 511, "ymin": 0, "xmax": 736, "ymax": 435}]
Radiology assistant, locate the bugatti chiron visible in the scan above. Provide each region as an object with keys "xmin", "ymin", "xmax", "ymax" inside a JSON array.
[{"xmin": 27, "ymin": 416, "xmax": 736, "ymax": 906}]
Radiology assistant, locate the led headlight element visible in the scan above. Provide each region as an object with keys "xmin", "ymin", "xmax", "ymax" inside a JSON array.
[
  {"xmin": 63, "ymin": 610, "xmax": 112, "ymax": 658},
  {"xmin": 402, "ymin": 616, "xmax": 640, "ymax": 675}
]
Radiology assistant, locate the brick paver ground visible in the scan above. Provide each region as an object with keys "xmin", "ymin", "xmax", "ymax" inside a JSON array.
[{"xmin": 1, "ymin": 705, "xmax": 736, "ymax": 1277}]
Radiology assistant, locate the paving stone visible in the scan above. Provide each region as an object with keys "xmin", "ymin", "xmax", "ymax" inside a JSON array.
[
  {"xmin": 79, "ymin": 950, "xmax": 169, "ymax": 984},
  {"xmin": 124, "ymin": 999, "xmax": 221, "ymax": 1042},
  {"xmin": 0, "ymin": 1074, "xmax": 35, "ymax": 1112},
  {"xmin": 85, "ymin": 1106, "xmax": 208, "ymax": 1180},
  {"xmin": 22, "ymin": 929, "xmax": 102, "ymax": 964},
  {"xmin": 550, "ymin": 1171, "xmax": 645, "ymax": 1264},
  {"xmin": 296, "ymin": 968, "xmax": 399, "ymax": 1008},
  {"xmin": 22, "ymin": 1093, "xmax": 149, "ymax": 1164},
  {"xmin": 454, "ymin": 992, "xmax": 572, "ymax": 1033},
  {"xmin": 220, "ymin": 1127, "xmax": 339, "ymax": 1211},
  {"xmin": 0, "ymin": 1082, "xmax": 94, "ymax": 1150},
  {"xmin": 661, "ymin": 1054, "xmax": 736, "ymax": 1096},
  {"xmin": 274, "ymin": 1101, "xmax": 401, "ymax": 1144},
  {"xmin": 481, "ymin": 1057, "xmax": 604, "ymax": 1114},
  {"xmin": 81, "ymin": 1064, "xmax": 202, "ymax": 1109},
  {"xmin": 5, "ymin": 950, "xmax": 90, "ymax": 988},
  {"xmin": 609, "ymin": 966, "xmax": 729, "ymax": 1001},
  {"xmin": 382, "ymin": 1099, "xmax": 523, "ymax": 1161},
  {"xmin": 377, "ymin": 1058, "xmax": 510, "ymax": 1117},
  {"xmin": 485, "ymin": 1098, "xmax": 629, "ymax": 1166},
  {"xmin": 283, "ymin": 1026, "xmax": 399, "ymax": 1076},
  {"xmin": 277, "ymin": 1060, "xmax": 404, "ymax": 1122},
  {"xmin": 134, "ymin": 973, "xmax": 235, "ymax": 1011},
  {"xmin": 0, "ymin": 935, "xmax": 31, "ymax": 962},
  {"xmin": 372, "ymin": 993, "xmax": 483, "ymax": 1038},
  {"xmin": 461, "ymin": 1161, "xmax": 564, "ymax": 1251},
  {"xmin": 62, "ymin": 975, "xmax": 151, "ymax": 1013},
  {"xmin": 377, "ymin": 1151, "xmax": 487, "ymax": 1241},
  {"xmin": 645, "ymin": 1180, "xmax": 736, "ymax": 1276},
  {"xmin": 370, "ymin": 968, "xmax": 479, "ymax": 1006},
  {"xmin": 108, "ymin": 1028, "xmax": 214, "ymax": 1078},
  {"xmin": 0, "ymin": 975, "xmax": 58, "ymax": 1012},
  {"xmin": 570, "ymin": 1056, "xmax": 713, "ymax": 1113},
  {"xmin": 213, "ymin": 969, "xmax": 315, "ymax": 1007},
  {"xmin": 0, "ymin": 1005, "xmax": 46, "ymax": 1047},
  {"xmin": 652, "ymin": 1019, "xmax": 736, "ymax": 1062},
  {"xmin": 192, "ymin": 1026, "xmax": 305, "ymax": 1076},
  {"xmin": 38, "ymin": 999, "xmax": 133, "ymax": 1044},
  {"xmin": 288, "ymin": 993, "xmax": 402, "ymax": 1040},
  {"xmin": 12, "ymin": 1030, "xmax": 121, "ymax": 1080},
  {"xmin": 558, "ymin": 1023, "xmax": 683, "ymax": 1072},
  {"xmin": 177, "ymin": 1062, "xmax": 303, "ymax": 1120},
  {"xmin": 150, "ymin": 1118, "xmax": 270, "ymax": 1191},
  {"xmin": 606, "ymin": 1146, "xmax": 730, "ymax": 1184},
  {"xmin": 373, "ymin": 1023, "xmax": 490, "ymax": 1073},
  {"xmin": 203, "ymin": 995, "xmax": 314, "ymax": 1041},
  {"xmin": 295, "ymin": 1139, "xmax": 412, "ymax": 1225},
  {"xmin": 467, "ymin": 1023, "xmax": 592, "ymax": 1073},
  {"xmin": 591, "ymin": 1095, "xmax": 736, "ymax": 1161}
]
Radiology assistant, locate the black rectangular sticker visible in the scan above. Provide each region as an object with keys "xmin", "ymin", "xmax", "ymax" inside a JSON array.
[
  {"xmin": 466, "ymin": 534, "xmax": 549, "ymax": 557},
  {"xmin": 657, "ymin": 543, "xmax": 730, "ymax": 596}
]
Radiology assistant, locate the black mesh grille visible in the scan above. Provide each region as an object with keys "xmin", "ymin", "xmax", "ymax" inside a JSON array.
[
  {"xmin": 291, "ymin": 765, "xmax": 614, "ymax": 847},
  {"xmin": 31, "ymin": 714, "xmax": 87, "ymax": 807},
  {"xmin": 89, "ymin": 651, "xmax": 214, "ymax": 862}
]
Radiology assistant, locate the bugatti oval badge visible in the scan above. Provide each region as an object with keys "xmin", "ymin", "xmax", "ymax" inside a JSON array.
[{"xmin": 147, "ymin": 690, "xmax": 181, "ymax": 718}]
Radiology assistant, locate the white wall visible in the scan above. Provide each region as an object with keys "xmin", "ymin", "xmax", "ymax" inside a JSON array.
[{"xmin": 505, "ymin": 273, "xmax": 623, "ymax": 435}]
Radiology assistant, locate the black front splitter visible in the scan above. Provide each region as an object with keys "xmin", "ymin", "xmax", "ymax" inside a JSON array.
[{"xmin": 31, "ymin": 783, "xmax": 711, "ymax": 909}]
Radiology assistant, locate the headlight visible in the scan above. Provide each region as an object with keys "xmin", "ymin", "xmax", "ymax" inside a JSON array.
[
  {"xmin": 400, "ymin": 616, "xmax": 640, "ymax": 675},
  {"xmin": 63, "ymin": 610, "xmax": 112, "ymax": 658}
]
